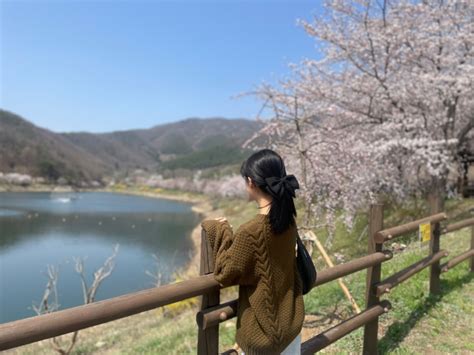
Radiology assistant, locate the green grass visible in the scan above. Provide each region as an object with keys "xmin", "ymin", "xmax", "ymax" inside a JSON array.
[
  {"xmin": 303, "ymin": 222, "xmax": 473, "ymax": 354},
  {"xmin": 127, "ymin": 311, "xmax": 197, "ymax": 354}
]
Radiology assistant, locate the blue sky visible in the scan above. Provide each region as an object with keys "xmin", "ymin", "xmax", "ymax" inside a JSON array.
[{"xmin": 1, "ymin": 0, "xmax": 324, "ymax": 133}]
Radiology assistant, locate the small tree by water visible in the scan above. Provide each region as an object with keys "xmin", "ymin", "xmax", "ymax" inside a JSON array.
[{"xmin": 31, "ymin": 243, "xmax": 120, "ymax": 355}]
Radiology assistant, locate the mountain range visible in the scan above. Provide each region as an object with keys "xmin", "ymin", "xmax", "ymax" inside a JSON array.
[{"xmin": 0, "ymin": 109, "xmax": 267, "ymax": 184}]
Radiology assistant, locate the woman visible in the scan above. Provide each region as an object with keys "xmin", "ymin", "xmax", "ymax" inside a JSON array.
[{"xmin": 201, "ymin": 148, "xmax": 305, "ymax": 355}]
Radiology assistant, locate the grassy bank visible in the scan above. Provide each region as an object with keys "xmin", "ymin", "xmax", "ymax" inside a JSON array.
[
  {"xmin": 302, "ymin": 225, "xmax": 473, "ymax": 354},
  {"xmin": 3, "ymin": 189, "xmax": 473, "ymax": 354}
]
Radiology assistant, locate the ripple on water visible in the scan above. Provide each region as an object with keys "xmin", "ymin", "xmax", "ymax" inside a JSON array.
[{"xmin": 0, "ymin": 209, "xmax": 26, "ymax": 217}]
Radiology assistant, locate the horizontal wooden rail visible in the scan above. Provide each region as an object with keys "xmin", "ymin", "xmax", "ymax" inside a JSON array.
[
  {"xmin": 374, "ymin": 250, "xmax": 448, "ymax": 297},
  {"xmin": 196, "ymin": 251, "xmax": 393, "ymax": 329},
  {"xmin": 441, "ymin": 217, "xmax": 474, "ymax": 234},
  {"xmin": 375, "ymin": 212, "xmax": 447, "ymax": 243},
  {"xmin": 313, "ymin": 251, "xmax": 393, "ymax": 287},
  {"xmin": 300, "ymin": 300, "xmax": 391, "ymax": 354},
  {"xmin": 0, "ymin": 273, "xmax": 220, "ymax": 351},
  {"xmin": 440, "ymin": 249, "xmax": 474, "ymax": 273}
]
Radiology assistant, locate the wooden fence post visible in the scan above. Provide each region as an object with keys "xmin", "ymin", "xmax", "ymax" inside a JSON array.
[
  {"xmin": 197, "ymin": 228, "xmax": 220, "ymax": 355},
  {"xmin": 363, "ymin": 203, "xmax": 384, "ymax": 355},
  {"xmin": 470, "ymin": 223, "xmax": 474, "ymax": 273},
  {"xmin": 429, "ymin": 193, "xmax": 442, "ymax": 295}
]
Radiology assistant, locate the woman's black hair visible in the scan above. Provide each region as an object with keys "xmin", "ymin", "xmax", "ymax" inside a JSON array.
[{"xmin": 240, "ymin": 148, "xmax": 299, "ymax": 234}]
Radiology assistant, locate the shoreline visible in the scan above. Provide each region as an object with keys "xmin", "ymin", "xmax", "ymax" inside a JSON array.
[
  {"xmin": 0, "ymin": 184, "xmax": 220, "ymax": 280},
  {"xmin": 101, "ymin": 187, "xmax": 223, "ymax": 279}
]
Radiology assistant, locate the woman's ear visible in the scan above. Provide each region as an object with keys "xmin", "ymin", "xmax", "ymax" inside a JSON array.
[{"xmin": 247, "ymin": 177, "xmax": 254, "ymax": 188}]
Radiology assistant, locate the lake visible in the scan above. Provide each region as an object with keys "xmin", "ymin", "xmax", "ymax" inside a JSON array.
[{"xmin": 0, "ymin": 191, "xmax": 200, "ymax": 323}]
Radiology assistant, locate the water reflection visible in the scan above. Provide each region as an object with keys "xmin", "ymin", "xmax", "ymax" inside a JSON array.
[{"xmin": 0, "ymin": 191, "xmax": 200, "ymax": 323}]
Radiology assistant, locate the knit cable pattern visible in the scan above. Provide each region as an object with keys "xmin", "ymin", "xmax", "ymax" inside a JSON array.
[
  {"xmin": 249, "ymin": 220, "xmax": 284, "ymax": 346},
  {"xmin": 201, "ymin": 219, "xmax": 256, "ymax": 287}
]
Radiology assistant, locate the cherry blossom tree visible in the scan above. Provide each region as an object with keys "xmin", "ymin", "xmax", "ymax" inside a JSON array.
[
  {"xmin": 243, "ymin": 0, "xmax": 473, "ymax": 246},
  {"xmin": 125, "ymin": 172, "xmax": 247, "ymax": 198}
]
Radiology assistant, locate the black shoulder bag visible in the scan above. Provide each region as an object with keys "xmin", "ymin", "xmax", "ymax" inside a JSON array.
[{"xmin": 296, "ymin": 232, "xmax": 317, "ymax": 295}]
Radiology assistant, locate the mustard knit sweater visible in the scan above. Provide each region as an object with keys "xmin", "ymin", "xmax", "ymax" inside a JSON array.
[{"xmin": 201, "ymin": 213, "xmax": 305, "ymax": 354}]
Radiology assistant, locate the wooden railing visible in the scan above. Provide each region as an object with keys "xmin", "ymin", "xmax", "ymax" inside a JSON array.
[{"xmin": 0, "ymin": 200, "xmax": 473, "ymax": 354}]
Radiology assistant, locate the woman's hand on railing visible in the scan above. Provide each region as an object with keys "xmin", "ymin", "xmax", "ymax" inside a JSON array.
[{"xmin": 213, "ymin": 216, "xmax": 233, "ymax": 229}]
